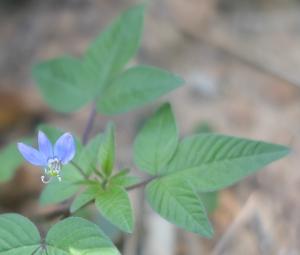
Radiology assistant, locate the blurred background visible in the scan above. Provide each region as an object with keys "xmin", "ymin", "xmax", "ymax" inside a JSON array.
[{"xmin": 0, "ymin": 0, "xmax": 299, "ymax": 254}]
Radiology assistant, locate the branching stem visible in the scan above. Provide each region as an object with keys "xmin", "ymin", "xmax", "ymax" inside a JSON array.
[
  {"xmin": 38, "ymin": 98, "xmax": 156, "ymax": 226},
  {"xmin": 82, "ymin": 102, "xmax": 97, "ymax": 145},
  {"xmin": 126, "ymin": 176, "xmax": 156, "ymax": 191},
  {"xmin": 37, "ymin": 177, "xmax": 156, "ymax": 221}
]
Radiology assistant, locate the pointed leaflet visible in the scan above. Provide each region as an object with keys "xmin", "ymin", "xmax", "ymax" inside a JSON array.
[
  {"xmin": 199, "ymin": 192, "xmax": 218, "ymax": 214},
  {"xmin": 46, "ymin": 217, "xmax": 120, "ymax": 254},
  {"xmin": 110, "ymin": 169, "xmax": 140, "ymax": 188},
  {"xmin": 70, "ymin": 184, "xmax": 99, "ymax": 213},
  {"xmin": 0, "ymin": 214, "xmax": 40, "ymax": 254},
  {"xmin": 98, "ymin": 123, "xmax": 115, "ymax": 177},
  {"xmin": 98, "ymin": 66, "xmax": 183, "ymax": 114},
  {"xmin": 33, "ymin": 56, "xmax": 95, "ymax": 113},
  {"xmin": 134, "ymin": 103, "xmax": 178, "ymax": 175},
  {"xmin": 146, "ymin": 178, "xmax": 213, "ymax": 237},
  {"xmin": 95, "ymin": 185, "xmax": 134, "ymax": 233},
  {"xmin": 84, "ymin": 5, "xmax": 145, "ymax": 92},
  {"xmin": 194, "ymin": 121, "xmax": 219, "ymax": 214},
  {"xmin": 79, "ymin": 134, "xmax": 104, "ymax": 176},
  {"xmin": 164, "ymin": 134, "xmax": 290, "ymax": 191}
]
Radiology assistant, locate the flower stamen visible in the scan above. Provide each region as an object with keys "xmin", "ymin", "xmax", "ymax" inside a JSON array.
[
  {"xmin": 41, "ymin": 158, "xmax": 63, "ymax": 183},
  {"xmin": 17, "ymin": 131, "xmax": 76, "ymax": 184}
]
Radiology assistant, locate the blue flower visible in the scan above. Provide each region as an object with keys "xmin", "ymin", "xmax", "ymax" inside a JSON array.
[{"xmin": 17, "ymin": 131, "xmax": 76, "ymax": 183}]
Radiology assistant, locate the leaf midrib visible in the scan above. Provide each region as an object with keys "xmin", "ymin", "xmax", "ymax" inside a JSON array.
[
  {"xmin": 153, "ymin": 181, "xmax": 204, "ymax": 228},
  {"xmin": 167, "ymin": 148, "xmax": 288, "ymax": 175}
]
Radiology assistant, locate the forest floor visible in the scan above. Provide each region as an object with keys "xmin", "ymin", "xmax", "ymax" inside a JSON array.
[{"xmin": 0, "ymin": 0, "xmax": 299, "ymax": 254}]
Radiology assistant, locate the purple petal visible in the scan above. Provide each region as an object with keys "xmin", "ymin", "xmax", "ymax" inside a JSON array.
[
  {"xmin": 17, "ymin": 143, "xmax": 47, "ymax": 166},
  {"xmin": 54, "ymin": 133, "xmax": 76, "ymax": 164},
  {"xmin": 38, "ymin": 131, "xmax": 53, "ymax": 160}
]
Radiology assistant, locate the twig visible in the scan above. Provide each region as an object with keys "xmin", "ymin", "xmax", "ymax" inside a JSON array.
[
  {"xmin": 126, "ymin": 176, "xmax": 156, "ymax": 191},
  {"xmin": 37, "ymin": 101, "xmax": 99, "ymax": 231},
  {"xmin": 82, "ymin": 102, "xmax": 97, "ymax": 145},
  {"xmin": 36, "ymin": 177, "xmax": 156, "ymax": 221}
]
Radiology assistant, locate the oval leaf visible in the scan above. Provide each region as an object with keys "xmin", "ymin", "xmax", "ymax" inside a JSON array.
[
  {"xmin": 46, "ymin": 217, "xmax": 120, "ymax": 254},
  {"xmin": 0, "ymin": 214, "xmax": 40, "ymax": 254},
  {"xmin": 33, "ymin": 56, "xmax": 95, "ymax": 113}
]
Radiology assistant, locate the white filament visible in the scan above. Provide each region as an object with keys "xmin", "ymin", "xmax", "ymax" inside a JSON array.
[{"xmin": 41, "ymin": 175, "xmax": 51, "ymax": 184}]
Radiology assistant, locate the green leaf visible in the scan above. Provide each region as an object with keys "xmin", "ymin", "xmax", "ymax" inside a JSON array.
[
  {"xmin": 78, "ymin": 134, "xmax": 104, "ymax": 176},
  {"xmin": 98, "ymin": 66, "xmax": 183, "ymax": 114},
  {"xmin": 111, "ymin": 168, "xmax": 130, "ymax": 179},
  {"xmin": 165, "ymin": 134, "xmax": 290, "ymax": 191},
  {"xmin": 0, "ymin": 142, "xmax": 23, "ymax": 182},
  {"xmin": 39, "ymin": 136, "xmax": 84, "ymax": 206},
  {"xmin": 95, "ymin": 185, "xmax": 134, "ymax": 233},
  {"xmin": 98, "ymin": 123, "xmax": 115, "ymax": 177},
  {"xmin": 84, "ymin": 5, "xmax": 145, "ymax": 92},
  {"xmin": 110, "ymin": 170, "xmax": 140, "ymax": 188},
  {"xmin": 194, "ymin": 122, "xmax": 219, "ymax": 215},
  {"xmin": 33, "ymin": 56, "xmax": 96, "ymax": 113},
  {"xmin": 199, "ymin": 192, "xmax": 218, "ymax": 215},
  {"xmin": 134, "ymin": 103, "xmax": 178, "ymax": 175},
  {"xmin": 70, "ymin": 185, "xmax": 99, "ymax": 213},
  {"xmin": 33, "ymin": 5, "xmax": 145, "ymax": 113},
  {"xmin": 39, "ymin": 178, "xmax": 79, "ymax": 206},
  {"xmin": 46, "ymin": 217, "xmax": 120, "ymax": 254},
  {"xmin": 146, "ymin": 178, "xmax": 213, "ymax": 237},
  {"xmin": 0, "ymin": 214, "xmax": 119, "ymax": 254},
  {"xmin": 0, "ymin": 214, "xmax": 40, "ymax": 254}
]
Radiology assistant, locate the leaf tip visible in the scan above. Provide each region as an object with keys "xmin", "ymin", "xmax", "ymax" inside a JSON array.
[
  {"xmin": 204, "ymin": 223, "xmax": 215, "ymax": 239},
  {"xmin": 274, "ymin": 144, "xmax": 291, "ymax": 158}
]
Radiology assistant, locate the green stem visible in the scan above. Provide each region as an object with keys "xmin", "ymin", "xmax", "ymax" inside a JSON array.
[
  {"xmin": 126, "ymin": 176, "xmax": 156, "ymax": 190},
  {"xmin": 71, "ymin": 161, "xmax": 89, "ymax": 179},
  {"xmin": 82, "ymin": 102, "xmax": 97, "ymax": 145},
  {"xmin": 40, "ymin": 176, "xmax": 157, "ymax": 220},
  {"xmin": 93, "ymin": 167, "xmax": 104, "ymax": 179}
]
